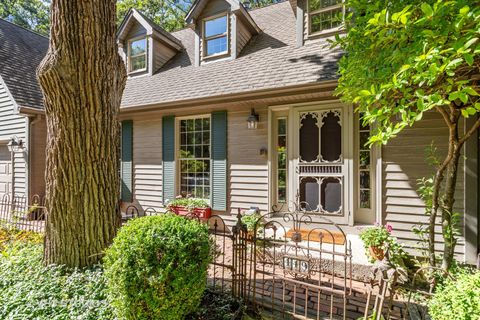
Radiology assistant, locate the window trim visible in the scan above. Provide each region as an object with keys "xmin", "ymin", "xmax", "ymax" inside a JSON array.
[
  {"xmin": 127, "ymin": 36, "xmax": 148, "ymax": 74},
  {"xmin": 202, "ymin": 13, "xmax": 230, "ymax": 59},
  {"xmin": 307, "ymin": 0, "xmax": 345, "ymax": 38},
  {"xmin": 175, "ymin": 114, "xmax": 212, "ymax": 203}
]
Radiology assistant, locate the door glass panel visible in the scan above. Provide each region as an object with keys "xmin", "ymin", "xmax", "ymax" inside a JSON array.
[
  {"xmin": 299, "ymin": 113, "xmax": 319, "ymax": 162},
  {"xmin": 358, "ymin": 114, "xmax": 372, "ymax": 209},
  {"xmin": 277, "ymin": 118, "xmax": 288, "ymax": 203},
  {"xmin": 320, "ymin": 111, "xmax": 341, "ymax": 162},
  {"xmin": 320, "ymin": 177, "xmax": 342, "ymax": 213},
  {"xmin": 299, "ymin": 177, "xmax": 319, "ymax": 211}
]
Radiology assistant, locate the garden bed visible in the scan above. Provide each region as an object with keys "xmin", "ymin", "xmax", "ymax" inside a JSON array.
[{"xmin": 0, "ymin": 228, "xmax": 244, "ymax": 320}]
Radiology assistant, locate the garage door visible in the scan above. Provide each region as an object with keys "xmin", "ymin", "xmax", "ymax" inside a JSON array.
[{"xmin": 0, "ymin": 144, "xmax": 12, "ymax": 199}]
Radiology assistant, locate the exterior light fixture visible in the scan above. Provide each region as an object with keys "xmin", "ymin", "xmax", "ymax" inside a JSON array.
[
  {"xmin": 7, "ymin": 136, "xmax": 24, "ymax": 153},
  {"xmin": 247, "ymin": 108, "xmax": 259, "ymax": 129}
]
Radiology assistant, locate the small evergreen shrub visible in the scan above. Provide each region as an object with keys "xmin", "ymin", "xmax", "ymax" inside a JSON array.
[
  {"xmin": 428, "ymin": 270, "xmax": 480, "ymax": 320},
  {"xmin": 104, "ymin": 214, "xmax": 212, "ymax": 320}
]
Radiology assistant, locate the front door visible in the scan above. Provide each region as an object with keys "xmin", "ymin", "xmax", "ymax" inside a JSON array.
[
  {"xmin": 292, "ymin": 103, "xmax": 352, "ymax": 224},
  {"xmin": 0, "ymin": 144, "xmax": 12, "ymax": 198}
]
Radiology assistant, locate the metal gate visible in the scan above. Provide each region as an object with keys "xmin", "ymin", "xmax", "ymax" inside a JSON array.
[{"xmin": 207, "ymin": 201, "xmax": 353, "ymax": 319}]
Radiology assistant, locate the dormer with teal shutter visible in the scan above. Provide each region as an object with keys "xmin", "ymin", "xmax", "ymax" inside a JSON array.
[{"xmin": 185, "ymin": 0, "xmax": 261, "ymax": 66}]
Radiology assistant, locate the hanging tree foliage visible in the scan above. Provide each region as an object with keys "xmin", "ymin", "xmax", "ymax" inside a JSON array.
[{"xmin": 334, "ymin": 0, "xmax": 480, "ymax": 270}]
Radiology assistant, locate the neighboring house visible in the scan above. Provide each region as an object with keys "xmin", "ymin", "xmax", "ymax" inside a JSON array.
[
  {"xmin": 4, "ymin": 0, "xmax": 478, "ymax": 265},
  {"xmin": 0, "ymin": 18, "xmax": 48, "ymax": 201}
]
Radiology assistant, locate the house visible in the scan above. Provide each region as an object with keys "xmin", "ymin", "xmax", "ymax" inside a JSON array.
[
  {"xmin": 0, "ymin": 18, "xmax": 48, "ymax": 202},
  {"xmin": 3, "ymin": 0, "xmax": 478, "ymax": 265},
  {"xmin": 114, "ymin": 0, "xmax": 479, "ymax": 264}
]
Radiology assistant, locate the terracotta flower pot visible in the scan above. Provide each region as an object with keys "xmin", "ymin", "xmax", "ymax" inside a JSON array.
[{"xmin": 369, "ymin": 246, "xmax": 384, "ymax": 261}]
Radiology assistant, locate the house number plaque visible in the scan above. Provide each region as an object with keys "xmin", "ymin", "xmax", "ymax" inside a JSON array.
[{"xmin": 282, "ymin": 255, "xmax": 310, "ymax": 275}]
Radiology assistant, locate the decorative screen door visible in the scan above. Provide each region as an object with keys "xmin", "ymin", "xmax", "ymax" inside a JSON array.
[{"xmin": 292, "ymin": 104, "xmax": 352, "ymax": 224}]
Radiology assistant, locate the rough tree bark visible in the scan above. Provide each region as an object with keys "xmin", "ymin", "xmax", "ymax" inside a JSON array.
[{"xmin": 37, "ymin": 0, "xmax": 127, "ymax": 267}]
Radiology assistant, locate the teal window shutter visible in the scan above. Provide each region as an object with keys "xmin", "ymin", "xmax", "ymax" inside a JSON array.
[
  {"xmin": 211, "ymin": 111, "xmax": 227, "ymax": 211},
  {"xmin": 162, "ymin": 116, "xmax": 175, "ymax": 204},
  {"xmin": 121, "ymin": 120, "xmax": 133, "ymax": 202}
]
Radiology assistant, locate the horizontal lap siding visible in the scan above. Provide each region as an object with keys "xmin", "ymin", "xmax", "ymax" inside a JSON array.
[
  {"xmin": 383, "ymin": 112, "xmax": 465, "ymax": 259},
  {"xmin": 133, "ymin": 119, "xmax": 163, "ymax": 210},
  {"xmin": 228, "ymin": 108, "xmax": 269, "ymax": 214},
  {"xmin": 0, "ymin": 80, "xmax": 27, "ymax": 196},
  {"xmin": 29, "ymin": 119, "xmax": 47, "ymax": 197}
]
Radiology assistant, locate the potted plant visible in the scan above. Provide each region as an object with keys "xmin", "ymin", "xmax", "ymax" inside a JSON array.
[
  {"xmin": 241, "ymin": 212, "xmax": 264, "ymax": 241},
  {"xmin": 167, "ymin": 196, "xmax": 212, "ymax": 219},
  {"xmin": 360, "ymin": 223, "xmax": 394, "ymax": 262}
]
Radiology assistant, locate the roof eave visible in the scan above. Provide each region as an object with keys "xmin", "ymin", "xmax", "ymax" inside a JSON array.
[{"xmin": 120, "ymin": 80, "xmax": 339, "ymax": 114}]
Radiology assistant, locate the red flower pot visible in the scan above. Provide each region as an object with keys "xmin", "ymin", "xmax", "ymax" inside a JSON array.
[{"xmin": 168, "ymin": 205, "xmax": 212, "ymax": 219}]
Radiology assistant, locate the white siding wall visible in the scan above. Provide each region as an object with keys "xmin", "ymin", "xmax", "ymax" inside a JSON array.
[
  {"xmin": 132, "ymin": 119, "xmax": 163, "ymax": 210},
  {"xmin": 383, "ymin": 112, "xmax": 466, "ymax": 259},
  {"xmin": 0, "ymin": 78, "xmax": 27, "ymax": 196}
]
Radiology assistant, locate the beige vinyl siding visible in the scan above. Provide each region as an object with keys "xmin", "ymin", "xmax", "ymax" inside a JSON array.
[
  {"xmin": 383, "ymin": 111, "xmax": 465, "ymax": 259},
  {"xmin": 152, "ymin": 38, "xmax": 177, "ymax": 72},
  {"xmin": 236, "ymin": 18, "xmax": 252, "ymax": 56},
  {"xmin": 132, "ymin": 119, "xmax": 163, "ymax": 210},
  {"xmin": 228, "ymin": 107, "xmax": 269, "ymax": 214},
  {"xmin": 29, "ymin": 118, "xmax": 47, "ymax": 197},
  {"xmin": 0, "ymin": 78, "xmax": 27, "ymax": 196},
  {"xmin": 126, "ymin": 22, "xmax": 147, "ymax": 40}
]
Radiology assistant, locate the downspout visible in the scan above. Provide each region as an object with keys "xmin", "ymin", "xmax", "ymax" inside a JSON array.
[{"xmin": 27, "ymin": 115, "xmax": 42, "ymax": 204}]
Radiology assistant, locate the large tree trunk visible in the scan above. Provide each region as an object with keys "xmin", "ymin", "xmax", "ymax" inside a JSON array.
[{"xmin": 37, "ymin": 0, "xmax": 127, "ymax": 267}]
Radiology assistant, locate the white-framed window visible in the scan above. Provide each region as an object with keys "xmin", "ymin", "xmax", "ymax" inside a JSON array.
[
  {"xmin": 127, "ymin": 37, "xmax": 147, "ymax": 73},
  {"xmin": 178, "ymin": 116, "xmax": 211, "ymax": 200},
  {"xmin": 308, "ymin": 0, "xmax": 344, "ymax": 35},
  {"xmin": 202, "ymin": 14, "xmax": 229, "ymax": 57},
  {"xmin": 276, "ymin": 118, "xmax": 288, "ymax": 204},
  {"xmin": 358, "ymin": 115, "xmax": 372, "ymax": 209}
]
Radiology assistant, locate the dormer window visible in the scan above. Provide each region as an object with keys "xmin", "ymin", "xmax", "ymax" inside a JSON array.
[
  {"xmin": 128, "ymin": 37, "xmax": 147, "ymax": 73},
  {"xmin": 308, "ymin": 0, "xmax": 344, "ymax": 35},
  {"xmin": 203, "ymin": 14, "xmax": 229, "ymax": 57}
]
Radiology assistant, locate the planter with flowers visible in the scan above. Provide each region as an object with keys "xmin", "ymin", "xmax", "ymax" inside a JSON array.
[
  {"xmin": 167, "ymin": 197, "xmax": 212, "ymax": 219},
  {"xmin": 360, "ymin": 223, "xmax": 406, "ymax": 266}
]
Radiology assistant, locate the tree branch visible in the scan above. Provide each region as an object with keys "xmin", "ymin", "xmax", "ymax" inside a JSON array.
[{"xmin": 459, "ymin": 115, "xmax": 480, "ymax": 145}]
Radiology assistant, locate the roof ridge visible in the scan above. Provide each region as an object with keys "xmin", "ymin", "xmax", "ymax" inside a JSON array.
[{"xmin": 0, "ymin": 17, "xmax": 49, "ymax": 40}]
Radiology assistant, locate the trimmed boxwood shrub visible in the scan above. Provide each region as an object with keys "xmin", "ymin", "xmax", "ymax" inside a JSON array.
[
  {"xmin": 104, "ymin": 214, "xmax": 212, "ymax": 320},
  {"xmin": 428, "ymin": 270, "xmax": 480, "ymax": 320}
]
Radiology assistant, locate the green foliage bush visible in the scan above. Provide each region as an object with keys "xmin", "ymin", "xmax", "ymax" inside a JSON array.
[
  {"xmin": 104, "ymin": 214, "xmax": 212, "ymax": 320},
  {"xmin": 0, "ymin": 242, "xmax": 113, "ymax": 319},
  {"xmin": 428, "ymin": 270, "xmax": 480, "ymax": 320},
  {"xmin": 167, "ymin": 197, "xmax": 209, "ymax": 209}
]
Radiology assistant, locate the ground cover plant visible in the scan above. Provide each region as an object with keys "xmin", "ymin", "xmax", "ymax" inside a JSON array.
[{"xmin": 0, "ymin": 232, "xmax": 113, "ymax": 319}]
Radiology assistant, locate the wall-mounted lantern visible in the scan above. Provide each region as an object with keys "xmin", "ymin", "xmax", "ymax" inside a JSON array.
[
  {"xmin": 7, "ymin": 136, "xmax": 24, "ymax": 153},
  {"xmin": 247, "ymin": 108, "xmax": 259, "ymax": 129}
]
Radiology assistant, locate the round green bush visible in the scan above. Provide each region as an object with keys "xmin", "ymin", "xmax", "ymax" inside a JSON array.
[
  {"xmin": 428, "ymin": 270, "xmax": 480, "ymax": 320},
  {"xmin": 104, "ymin": 214, "xmax": 211, "ymax": 320}
]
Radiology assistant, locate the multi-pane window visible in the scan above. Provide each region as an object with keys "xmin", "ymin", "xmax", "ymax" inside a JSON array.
[
  {"xmin": 308, "ymin": 0, "xmax": 344, "ymax": 34},
  {"xmin": 203, "ymin": 15, "xmax": 228, "ymax": 56},
  {"xmin": 179, "ymin": 117, "xmax": 211, "ymax": 200},
  {"xmin": 358, "ymin": 116, "xmax": 371, "ymax": 209},
  {"xmin": 277, "ymin": 118, "xmax": 287, "ymax": 203},
  {"xmin": 128, "ymin": 37, "xmax": 147, "ymax": 73}
]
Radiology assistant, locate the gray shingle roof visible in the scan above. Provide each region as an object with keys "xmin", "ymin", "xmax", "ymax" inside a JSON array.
[
  {"xmin": 0, "ymin": 19, "xmax": 48, "ymax": 110},
  {"xmin": 121, "ymin": 1, "xmax": 342, "ymax": 108}
]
